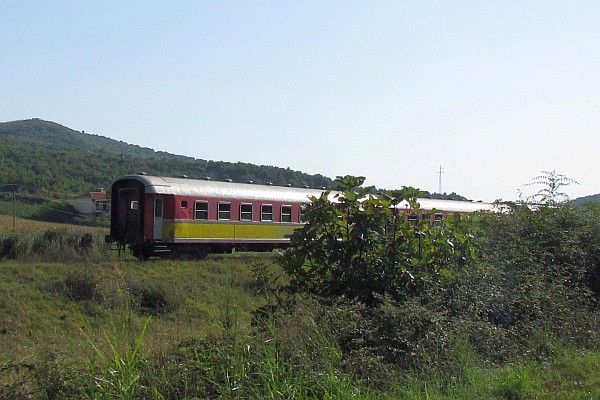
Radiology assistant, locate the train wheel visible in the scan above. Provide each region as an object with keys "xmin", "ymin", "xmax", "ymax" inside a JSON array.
[
  {"xmin": 170, "ymin": 245, "xmax": 209, "ymax": 260},
  {"xmin": 131, "ymin": 246, "xmax": 150, "ymax": 261},
  {"xmin": 195, "ymin": 246, "xmax": 209, "ymax": 259}
]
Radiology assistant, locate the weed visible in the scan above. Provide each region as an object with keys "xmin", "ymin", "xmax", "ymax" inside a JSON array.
[{"xmin": 86, "ymin": 317, "xmax": 152, "ymax": 400}]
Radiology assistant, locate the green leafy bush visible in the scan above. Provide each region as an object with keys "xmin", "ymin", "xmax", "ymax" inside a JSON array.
[{"xmin": 281, "ymin": 176, "xmax": 478, "ymax": 306}]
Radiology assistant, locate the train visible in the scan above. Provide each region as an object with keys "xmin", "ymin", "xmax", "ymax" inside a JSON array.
[{"xmin": 105, "ymin": 174, "xmax": 497, "ymax": 259}]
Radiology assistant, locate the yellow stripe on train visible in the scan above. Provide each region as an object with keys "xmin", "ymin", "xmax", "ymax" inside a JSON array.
[{"xmin": 163, "ymin": 220, "xmax": 302, "ymax": 241}]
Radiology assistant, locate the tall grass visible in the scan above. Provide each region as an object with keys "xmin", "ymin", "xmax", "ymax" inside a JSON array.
[
  {"xmin": 86, "ymin": 317, "xmax": 152, "ymax": 400},
  {"xmin": 0, "ymin": 228, "xmax": 113, "ymax": 262}
]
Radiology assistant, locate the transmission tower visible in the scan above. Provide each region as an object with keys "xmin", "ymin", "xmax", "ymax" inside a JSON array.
[{"xmin": 437, "ymin": 166, "xmax": 444, "ymax": 194}]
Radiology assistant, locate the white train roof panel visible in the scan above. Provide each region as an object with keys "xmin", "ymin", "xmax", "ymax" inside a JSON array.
[
  {"xmin": 120, "ymin": 175, "xmax": 326, "ymax": 203},
  {"xmin": 411, "ymin": 198, "xmax": 497, "ymax": 213}
]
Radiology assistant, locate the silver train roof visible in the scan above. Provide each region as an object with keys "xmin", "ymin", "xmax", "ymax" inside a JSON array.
[
  {"xmin": 119, "ymin": 175, "xmax": 326, "ymax": 203},
  {"xmin": 395, "ymin": 198, "xmax": 498, "ymax": 213},
  {"xmin": 117, "ymin": 175, "xmax": 498, "ymax": 212}
]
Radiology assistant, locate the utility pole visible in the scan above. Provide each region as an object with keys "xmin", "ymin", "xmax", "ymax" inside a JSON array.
[
  {"xmin": 1, "ymin": 184, "xmax": 21, "ymax": 232},
  {"xmin": 437, "ymin": 166, "xmax": 445, "ymax": 194},
  {"xmin": 12, "ymin": 187, "xmax": 16, "ymax": 231}
]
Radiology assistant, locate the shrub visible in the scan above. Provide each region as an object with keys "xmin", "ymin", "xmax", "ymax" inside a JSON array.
[
  {"xmin": 0, "ymin": 230, "xmax": 36, "ymax": 260},
  {"xmin": 0, "ymin": 229, "xmax": 111, "ymax": 262},
  {"xmin": 63, "ymin": 271, "xmax": 98, "ymax": 301},
  {"xmin": 128, "ymin": 279, "xmax": 184, "ymax": 316},
  {"xmin": 0, "ymin": 234, "xmax": 19, "ymax": 260},
  {"xmin": 475, "ymin": 203, "xmax": 600, "ymax": 338}
]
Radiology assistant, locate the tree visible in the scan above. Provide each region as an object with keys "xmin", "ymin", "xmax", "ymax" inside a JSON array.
[
  {"xmin": 525, "ymin": 169, "xmax": 579, "ymax": 206},
  {"xmin": 280, "ymin": 176, "xmax": 479, "ymax": 306}
]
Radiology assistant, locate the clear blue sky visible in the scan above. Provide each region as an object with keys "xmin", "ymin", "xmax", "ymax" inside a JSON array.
[{"xmin": 2, "ymin": 1, "xmax": 598, "ymax": 201}]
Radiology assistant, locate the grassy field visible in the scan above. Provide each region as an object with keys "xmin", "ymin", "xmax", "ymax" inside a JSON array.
[
  {"xmin": 0, "ymin": 254, "xmax": 288, "ymax": 398},
  {"xmin": 0, "ymin": 213, "xmax": 106, "ymax": 233},
  {"xmin": 1, "ymin": 255, "xmax": 599, "ymax": 399},
  {"xmin": 0, "ymin": 213, "xmax": 65, "ymax": 231},
  {"xmin": 1, "ymin": 220, "xmax": 600, "ymax": 398}
]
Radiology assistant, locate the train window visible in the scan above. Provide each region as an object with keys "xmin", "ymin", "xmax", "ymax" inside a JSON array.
[
  {"xmin": 218, "ymin": 203, "xmax": 231, "ymax": 220},
  {"xmin": 181, "ymin": 201, "xmax": 188, "ymax": 209},
  {"xmin": 281, "ymin": 206, "xmax": 292, "ymax": 223},
  {"xmin": 155, "ymin": 199, "xmax": 163, "ymax": 218},
  {"xmin": 240, "ymin": 204, "xmax": 252, "ymax": 221},
  {"xmin": 195, "ymin": 201, "xmax": 208, "ymax": 220},
  {"xmin": 300, "ymin": 203, "xmax": 308, "ymax": 222},
  {"xmin": 408, "ymin": 213, "xmax": 418, "ymax": 226},
  {"xmin": 422, "ymin": 213, "xmax": 431, "ymax": 224},
  {"xmin": 261, "ymin": 205, "xmax": 273, "ymax": 222},
  {"xmin": 434, "ymin": 213, "xmax": 443, "ymax": 227}
]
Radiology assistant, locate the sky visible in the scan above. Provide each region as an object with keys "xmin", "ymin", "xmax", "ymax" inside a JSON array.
[{"xmin": 1, "ymin": 1, "xmax": 599, "ymax": 202}]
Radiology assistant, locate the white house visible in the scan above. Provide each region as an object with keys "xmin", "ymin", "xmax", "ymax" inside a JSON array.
[{"xmin": 73, "ymin": 188, "xmax": 110, "ymax": 217}]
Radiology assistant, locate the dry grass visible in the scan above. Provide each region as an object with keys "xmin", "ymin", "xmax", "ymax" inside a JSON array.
[{"xmin": 0, "ymin": 213, "xmax": 106, "ymax": 234}]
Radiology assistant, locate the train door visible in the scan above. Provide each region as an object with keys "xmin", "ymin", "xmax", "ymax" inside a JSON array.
[
  {"xmin": 118, "ymin": 188, "xmax": 141, "ymax": 237},
  {"xmin": 153, "ymin": 197, "xmax": 164, "ymax": 240}
]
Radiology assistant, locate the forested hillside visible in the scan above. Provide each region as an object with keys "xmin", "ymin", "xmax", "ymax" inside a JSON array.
[
  {"xmin": 0, "ymin": 119, "xmax": 332, "ymax": 199},
  {"xmin": 574, "ymin": 193, "xmax": 600, "ymax": 204},
  {"xmin": 0, "ymin": 118, "xmax": 189, "ymax": 160}
]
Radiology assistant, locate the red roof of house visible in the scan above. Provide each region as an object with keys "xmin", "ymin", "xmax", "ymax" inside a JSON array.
[{"xmin": 88, "ymin": 188, "xmax": 108, "ymax": 201}]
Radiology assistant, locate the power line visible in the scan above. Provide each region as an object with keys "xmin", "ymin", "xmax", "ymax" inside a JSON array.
[{"xmin": 0, "ymin": 188, "xmax": 104, "ymax": 219}]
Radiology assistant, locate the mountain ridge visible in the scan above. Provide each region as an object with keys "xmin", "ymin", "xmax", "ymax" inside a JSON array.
[
  {"xmin": 0, "ymin": 118, "xmax": 332, "ymax": 198},
  {"xmin": 0, "ymin": 118, "xmax": 196, "ymax": 160}
]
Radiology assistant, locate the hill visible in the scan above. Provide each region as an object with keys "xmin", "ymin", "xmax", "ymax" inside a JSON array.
[
  {"xmin": 0, "ymin": 119, "xmax": 332, "ymax": 199},
  {"xmin": 0, "ymin": 118, "xmax": 190, "ymax": 160},
  {"xmin": 574, "ymin": 193, "xmax": 600, "ymax": 204}
]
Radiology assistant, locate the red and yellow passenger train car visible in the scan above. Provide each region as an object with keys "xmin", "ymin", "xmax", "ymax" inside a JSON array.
[
  {"xmin": 105, "ymin": 174, "xmax": 325, "ymax": 259},
  {"xmin": 106, "ymin": 174, "xmax": 498, "ymax": 259}
]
